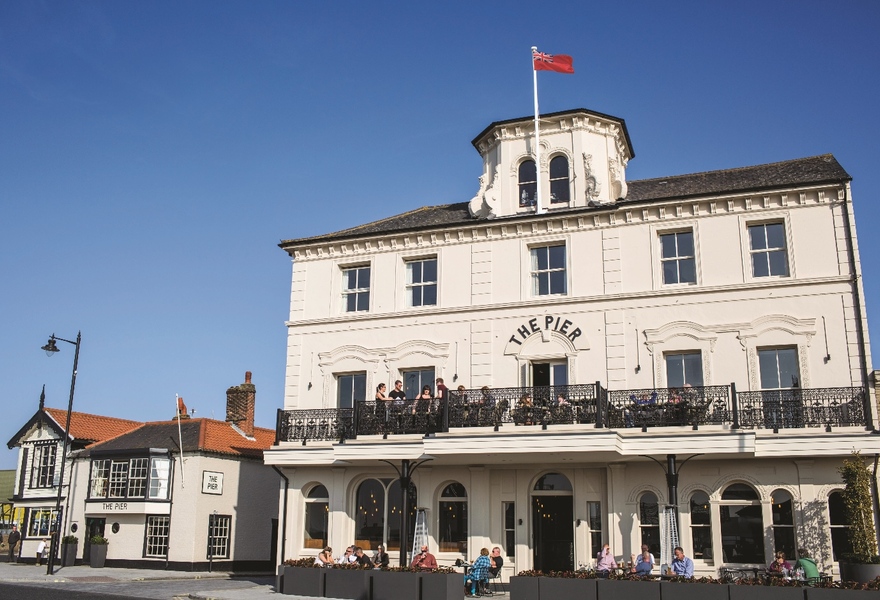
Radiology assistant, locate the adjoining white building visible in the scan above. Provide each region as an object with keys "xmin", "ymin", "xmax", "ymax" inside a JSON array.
[
  {"xmin": 9, "ymin": 372, "xmax": 280, "ymax": 570},
  {"xmin": 265, "ymin": 108, "xmax": 880, "ymax": 579}
]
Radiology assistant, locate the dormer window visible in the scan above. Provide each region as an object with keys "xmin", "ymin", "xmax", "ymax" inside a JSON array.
[
  {"xmin": 518, "ymin": 160, "xmax": 537, "ymax": 207},
  {"xmin": 549, "ymin": 156, "xmax": 570, "ymax": 203}
]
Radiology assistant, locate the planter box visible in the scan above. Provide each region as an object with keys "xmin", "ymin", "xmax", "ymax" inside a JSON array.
[
  {"xmin": 806, "ymin": 589, "xmax": 879, "ymax": 600},
  {"xmin": 838, "ymin": 562, "xmax": 880, "ymax": 585},
  {"xmin": 61, "ymin": 543, "xmax": 78, "ymax": 567},
  {"xmin": 89, "ymin": 544, "xmax": 107, "ymax": 568},
  {"xmin": 729, "ymin": 585, "xmax": 804, "ymax": 600},
  {"xmin": 281, "ymin": 566, "xmax": 324, "ymax": 596},
  {"xmin": 597, "ymin": 578, "xmax": 661, "ymax": 600},
  {"xmin": 420, "ymin": 572, "xmax": 463, "ymax": 600},
  {"xmin": 372, "ymin": 570, "xmax": 421, "ymax": 600},
  {"xmin": 660, "ymin": 581, "xmax": 730, "ymax": 600},
  {"xmin": 324, "ymin": 568, "xmax": 368, "ymax": 600},
  {"xmin": 510, "ymin": 576, "xmax": 540, "ymax": 600},
  {"xmin": 540, "ymin": 577, "xmax": 598, "ymax": 600}
]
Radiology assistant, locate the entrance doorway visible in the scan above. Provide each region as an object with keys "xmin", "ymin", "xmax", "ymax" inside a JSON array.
[
  {"xmin": 531, "ymin": 473, "xmax": 574, "ymax": 571},
  {"xmin": 83, "ymin": 517, "xmax": 105, "ymax": 564},
  {"xmin": 530, "ymin": 362, "xmax": 567, "ymax": 387}
]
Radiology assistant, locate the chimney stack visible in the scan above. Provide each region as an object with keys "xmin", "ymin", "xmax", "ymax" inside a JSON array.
[{"xmin": 226, "ymin": 371, "xmax": 255, "ymax": 436}]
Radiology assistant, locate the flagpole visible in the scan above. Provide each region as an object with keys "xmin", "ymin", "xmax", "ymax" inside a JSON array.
[{"xmin": 531, "ymin": 46, "xmax": 544, "ymax": 214}]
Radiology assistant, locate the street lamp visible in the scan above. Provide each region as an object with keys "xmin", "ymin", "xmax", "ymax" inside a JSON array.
[
  {"xmin": 379, "ymin": 456, "xmax": 433, "ymax": 567},
  {"xmin": 41, "ymin": 332, "xmax": 81, "ymax": 576}
]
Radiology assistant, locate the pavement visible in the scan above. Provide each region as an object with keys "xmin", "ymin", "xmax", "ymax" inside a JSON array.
[{"xmin": 0, "ymin": 561, "xmax": 291, "ymax": 599}]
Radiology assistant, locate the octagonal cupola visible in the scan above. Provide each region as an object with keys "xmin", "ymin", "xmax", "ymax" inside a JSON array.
[{"xmin": 468, "ymin": 108, "xmax": 634, "ymax": 219}]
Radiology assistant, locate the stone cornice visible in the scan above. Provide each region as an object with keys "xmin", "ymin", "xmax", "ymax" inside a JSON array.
[{"xmin": 289, "ymin": 182, "xmax": 844, "ymax": 263}]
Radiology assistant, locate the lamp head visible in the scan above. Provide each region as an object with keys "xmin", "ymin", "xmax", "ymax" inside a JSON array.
[{"xmin": 41, "ymin": 337, "xmax": 60, "ymax": 357}]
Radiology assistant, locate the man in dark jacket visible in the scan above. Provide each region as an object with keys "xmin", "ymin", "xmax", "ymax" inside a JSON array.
[
  {"xmin": 353, "ymin": 546, "xmax": 373, "ymax": 567},
  {"xmin": 7, "ymin": 525, "xmax": 20, "ymax": 563}
]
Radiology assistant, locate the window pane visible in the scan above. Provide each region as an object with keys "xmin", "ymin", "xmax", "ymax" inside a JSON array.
[
  {"xmin": 749, "ymin": 226, "xmax": 767, "ymax": 250},
  {"xmin": 423, "ymin": 259, "xmax": 437, "ymax": 282},
  {"xmin": 663, "ymin": 261, "xmax": 679, "ymax": 285},
  {"xmin": 535, "ymin": 247, "xmax": 549, "ymax": 271},
  {"xmin": 660, "ymin": 235, "xmax": 677, "ymax": 259},
  {"xmin": 520, "ymin": 183, "xmax": 536, "ymax": 206},
  {"xmin": 720, "ymin": 504, "xmax": 765, "ymax": 563},
  {"xmin": 534, "ymin": 473, "xmax": 572, "ymax": 491},
  {"xmin": 752, "ymin": 254, "xmax": 769, "ymax": 278},
  {"xmin": 759, "ymin": 350, "xmax": 781, "ymax": 389},
  {"xmin": 771, "ymin": 490, "xmax": 793, "ymax": 525},
  {"xmin": 693, "ymin": 527, "xmax": 712, "ymax": 560},
  {"xmin": 149, "ymin": 458, "xmax": 170, "ymax": 500},
  {"xmin": 548, "ymin": 245, "xmax": 566, "ymax": 269},
  {"xmin": 679, "ymin": 258, "xmax": 696, "ymax": 283},
  {"xmin": 766, "ymin": 223, "xmax": 785, "ymax": 248},
  {"xmin": 666, "ymin": 355, "xmax": 684, "ymax": 388},
  {"xmin": 519, "ymin": 160, "xmax": 536, "ymax": 181},
  {"xmin": 355, "ymin": 479, "xmax": 385, "ymax": 551},
  {"xmin": 639, "ymin": 493, "xmax": 659, "ymax": 525},
  {"xmin": 550, "ymin": 156, "xmax": 568, "ymax": 179},
  {"xmin": 828, "ymin": 491, "xmax": 848, "ymax": 525},
  {"xmin": 537, "ymin": 273, "xmax": 549, "ymax": 296},
  {"xmin": 411, "ymin": 286, "xmax": 422, "ymax": 307},
  {"xmin": 356, "ymin": 291, "xmax": 369, "ymax": 311},
  {"xmin": 552, "ymin": 363, "xmax": 568, "ymax": 386},
  {"xmin": 721, "ymin": 483, "xmax": 759, "ymax": 501},
  {"xmin": 439, "ymin": 500, "xmax": 467, "ymax": 553},
  {"xmin": 358, "ymin": 267, "xmax": 370, "ymax": 288},
  {"xmin": 777, "ymin": 349, "xmax": 799, "ymax": 388},
  {"xmin": 422, "ymin": 284, "xmax": 437, "ymax": 306},
  {"xmin": 677, "ymin": 232, "xmax": 694, "ymax": 256},
  {"xmin": 549, "ymin": 270, "xmax": 566, "ymax": 294},
  {"xmin": 346, "ymin": 269, "xmax": 357, "ymax": 289},
  {"xmin": 304, "ymin": 501, "xmax": 328, "ymax": 549},
  {"xmin": 683, "ymin": 353, "xmax": 703, "ymax": 386},
  {"xmin": 550, "ymin": 179, "xmax": 569, "ymax": 203},
  {"xmin": 308, "ymin": 485, "xmax": 329, "ymax": 499},
  {"xmin": 409, "ymin": 261, "xmax": 422, "ymax": 283},
  {"xmin": 690, "ymin": 491, "xmax": 711, "ymax": 525},
  {"xmin": 768, "ymin": 251, "xmax": 788, "ymax": 276}
]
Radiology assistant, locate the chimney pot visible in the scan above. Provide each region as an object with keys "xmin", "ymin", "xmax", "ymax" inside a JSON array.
[{"xmin": 245, "ymin": 371, "xmax": 252, "ymax": 384}]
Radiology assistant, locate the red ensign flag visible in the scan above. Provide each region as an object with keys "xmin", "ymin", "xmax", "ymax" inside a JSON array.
[{"xmin": 533, "ymin": 51, "xmax": 574, "ymax": 74}]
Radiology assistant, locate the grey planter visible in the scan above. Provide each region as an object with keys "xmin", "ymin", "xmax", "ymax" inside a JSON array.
[
  {"xmin": 660, "ymin": 581, "xmax": 730, "ymax": 600},
  {"xmin": 729, "ymin": 584, "xmax": 804, "ymax": 600},
  {"xmin": 806, "ymin": 589, "xmax": 879, "ymax": 600},
  {"xmin": 324, "ymin": 568, "xmax": 369, "ymax": 600},
  {"xmin": 89, "ymin": 544, "xmax": 107, "ymax": 568},
  {"xmin": 540, "ymin": 576, "xmax": 598, "ymax": 600},
  {"xmin": 372, "ymin": 570, "xmax": 421, "ymax": 600},
  {"xmin": 838, "ymin": 561, "xmax": 880, "ymax": 585},
  {"xmin": 597, "ymin": 578, "xmax": 661, "ymax": 600},
  {"xmin": 281, "ymin": 566, "xmax": 325, "ymax": 596},
  {"xmin": 60, "ymin": 542, "xmax": 78, "ymax": 567},
  {"xmin": 510, "ymin": 576, "xmax": 540, "ymax": 600},
  {"xmin": 419, "ymin": 572, "xmax": 462, "ymax": 600}
]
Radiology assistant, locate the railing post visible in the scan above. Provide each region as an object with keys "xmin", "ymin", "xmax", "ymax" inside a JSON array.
[
  {"xmin": 730, "ymin": 382, "xmax": 739, "ymax": 430},
  {"xmin": 595, "ymin": 381, "xmax": 604, "ymax": 428},
  {"xmin": 351, "ymin": 404, "xmax": 360, "ymax": 440},
  {"xmin": 442, "ymin": 396, "xmax": 450, "ymax": 433},
  {"xmin": 275, "ymin": 408, "xmax": 283, "ymax": 444}
]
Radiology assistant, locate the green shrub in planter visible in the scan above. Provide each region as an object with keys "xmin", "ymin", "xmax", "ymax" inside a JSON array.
[{"xmin": 89, "ymin": 535, "xmax": 108, "ymax": 545}]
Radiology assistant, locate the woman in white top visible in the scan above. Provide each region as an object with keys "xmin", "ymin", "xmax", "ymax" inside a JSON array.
[{"xmin": 314, "ymin": 546, "xmax": 333, "ymax": 566}]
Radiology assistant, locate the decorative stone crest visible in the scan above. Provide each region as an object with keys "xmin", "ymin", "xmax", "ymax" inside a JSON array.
[{"xmin": 582, "ymin": 153, "xmax": 601, "ymax": 200}]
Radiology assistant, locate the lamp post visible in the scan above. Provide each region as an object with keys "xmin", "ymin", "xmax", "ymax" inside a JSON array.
[
  {"xmin": 41, "ymin": 332, "xmax": 81, "ymax": 576},
  {"xmin": 379, "ymin": 457, "xmax": 433, "ymax": 567}
]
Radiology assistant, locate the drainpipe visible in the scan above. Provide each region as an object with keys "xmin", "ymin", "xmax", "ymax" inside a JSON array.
[
  {"xmin": 839, "ymin": 183, "xmax": 873, "ymax": 429},
  {"xmin": 872, "ymin": 455, "xmax": 880, "ymax": 550},
  {"xmin": 272, "ymin": 466, "xmax": 289, "ymax": 566}
]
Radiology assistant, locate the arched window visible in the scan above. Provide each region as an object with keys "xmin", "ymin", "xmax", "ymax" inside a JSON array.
[
  {"xmin": 720, "ymin": 483, "xmax": 764, "ymax": 563},
  {"xmin": 689, "ymin": 490, "xmax": 712, "ymax": 561},
  {"xmin": 828, "ymin": 491, "xmax": 852, "ymax": 561},
  {"xmin": 439, "ymin": 483, "xmax": 468, "ymax": 553},
  {"xmin": 771, "ymin": 489, "xmax": 796, "ymax": 559},
  {"xmin": 549, "ymin": 156, "xmax": 570, "ymax": 203},
  {"xmin": 519, "ymin": 160, "xmax": 537, "ymax": 207},
  {"xmin": 534, "ymin": 472, "xmax": 573, "ymax": 491},
  {"xmin": 354, "ymin": 478, "xmax": 418, "ymax": 552},
  {"xmin": 639, "ymin": 492, "xmax": 660, "ymax": 556},
  {"xmin": 304, "ymin": 485, "xmax": 329, "ymax": 549}
]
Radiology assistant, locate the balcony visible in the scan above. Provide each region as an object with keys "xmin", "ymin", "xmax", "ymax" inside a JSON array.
[{"xmin": 275, "ymin": 384, "xmax": 869, "ymax": 444}]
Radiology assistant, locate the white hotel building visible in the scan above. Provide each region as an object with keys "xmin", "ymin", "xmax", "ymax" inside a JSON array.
[{"xmin": 265, "ymin": 108, "xmax": 880, "ymax": 578}]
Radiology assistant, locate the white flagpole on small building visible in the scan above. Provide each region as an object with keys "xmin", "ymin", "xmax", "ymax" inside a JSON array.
[
  {"xmin": 531, "ymin": 47, "xmax": 544, "ymax": 214},
  {"xmin": 176, "ymin": 393, "xmax": 185, "ymax": 487}
]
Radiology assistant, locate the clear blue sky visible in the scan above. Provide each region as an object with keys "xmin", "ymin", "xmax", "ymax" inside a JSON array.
[{"xmin": 2, "ymin": 1, "xmax": 879, "ymax": 469}]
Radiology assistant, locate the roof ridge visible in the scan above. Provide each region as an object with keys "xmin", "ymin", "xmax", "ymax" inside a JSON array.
[
  {"xmin": 44, "ymin": 407, "xmax": 142, "ymax": 424},
  {"xmin": 630, "ymin": 154, "xmax": 836, "ymax": 185}
]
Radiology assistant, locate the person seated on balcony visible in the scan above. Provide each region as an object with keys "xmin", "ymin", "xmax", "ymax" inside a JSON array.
[
  {"xmin": 670, "ymin": 547, "xmax": 694, "ymax": 578},
  {"xmin": 552, "ymin": 394, "xmax": 573, "ymax": 422},
  {"xmin": 315, "ymin": 546, "xmax": 334, "ymax": 566},
  {"xmin": 596, "ymin": 543, "xmax": 617, "ymax": 577},
  {"xmin": 630, "ymin": 548, "xmax": 653, "ymax": 576},
  {"xmin": 373, "ymin": 544, "xmax": 389, "ymax": 568},
  {"xmin": 793, "ymin": 548, "xmax": 820, "ymax": 581},
  {"xmin": 456, "ymin": 384, "xmax": 468, "ymax": 402},
  {"xmin": 767, "ymin": 551, "xmax": 791, "ymax": 576},
  {"xmin": 411, "ymin": 544, "xmax": 438, "ymax": 570},
  {"xmin": 515, "ymin": 394, "xmax": 534, "ymax": 425},
  {"xmin": 464, "ymin": 548, "xmax": 492, "ymax": 597},
  {"xmin": 353, "ymin": 546, "xmax": 373, "ymax": 567}
]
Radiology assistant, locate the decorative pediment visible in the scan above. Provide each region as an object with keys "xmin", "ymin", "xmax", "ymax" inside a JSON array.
[{"xmin": 643, "ymin": 321, "xmax": 719, "ymax": 355}]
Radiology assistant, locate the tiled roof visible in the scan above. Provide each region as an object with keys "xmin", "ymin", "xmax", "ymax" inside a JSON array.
[
  {"xmin": 81, "ymin": 418, "xmax": 274, "ymax": 460},
  {"xmin": 279, "ymin": 154, "xmax": 850, "ymax": 249},
  {"xmin": 43, "ymin": 408, "xmax": 142, "ymax": 445}
]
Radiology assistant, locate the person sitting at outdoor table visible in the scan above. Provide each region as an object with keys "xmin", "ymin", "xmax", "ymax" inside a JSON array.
[
  {"xmin": 336, "ymin": 546, "xmax": 354, "ymax": 564},
  {"xmin": 793, "ymin": 548, "xmax": 821, "ymax": 581},
  {"xmin": 373, "ymin": 544, "xmax": 389, "ymax": 568},
  {"xmin": 630, "ymin": 548, "xmax": 653, "ymax": 576},
  {"xmin": 464, "ymin": 547, "xmax": 492, "ymax": 597},
  {"xmin": 767, "ymin": 551, "xmax": 792, "ymax": 575},
  {"xmin": 411, "ymin": 544, "xmax": 438, "ymax": 570},
  {"xmin": 488, "ymin": 546, "xmax": 504, "ymax": 578},
  {"xmin": 636, "ymin": 544, "xmax": 655, "ymax": 568},
  {"xmin": 596, "ymin": 543, "xmax": 617, "ymax": 577},
  {"xmin": 353, "ymin": 546, "xmax": 373, "ymax": 567},
  {"xmin": 315, "ymin": 546, "xmax": 334, "ymax": 566},
  {"xmin": 670, "ymin": 546, "xmax": 694, "ymax": 578}
]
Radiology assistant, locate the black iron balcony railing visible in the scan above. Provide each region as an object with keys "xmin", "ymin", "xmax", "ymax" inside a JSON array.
[{"xmin": 275, "ymin": 384, "xmax": 869, "ymax": 444}]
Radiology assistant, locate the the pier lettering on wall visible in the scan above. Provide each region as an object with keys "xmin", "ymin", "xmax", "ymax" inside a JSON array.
[{"xmin": 508, "ymin": 315, "xmax": 582, "ymax": 345}]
